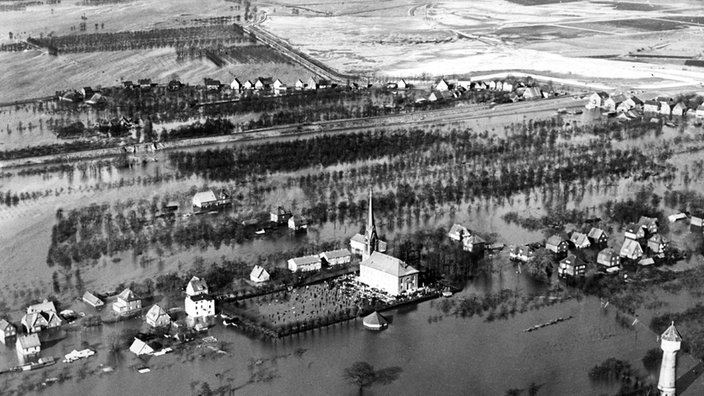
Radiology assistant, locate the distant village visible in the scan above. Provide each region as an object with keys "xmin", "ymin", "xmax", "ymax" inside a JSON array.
[{"xmin": 585, "ymin": 91, "xmax": 704, "ymax": 122}]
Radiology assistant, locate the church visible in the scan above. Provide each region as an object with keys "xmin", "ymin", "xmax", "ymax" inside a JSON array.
[{"xmin": 356, "ymin": 190, "xmax": 419, "ymax": 296}]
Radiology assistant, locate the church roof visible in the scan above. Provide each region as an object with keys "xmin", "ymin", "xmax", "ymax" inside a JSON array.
[
  {"xmin": 363, "ymin": 311, "xmax": 388, "ymax": 327},
  {"xmin": 661, "ymin": 322, "xmax": 682, "ymax": 342},
  {"xmin": 361, "ymin": 252, "xmax": 419, "ymax": 277}
]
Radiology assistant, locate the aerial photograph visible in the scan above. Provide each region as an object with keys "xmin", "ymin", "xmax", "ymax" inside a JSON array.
[{"xmin": 2, "ymin": 0, "xmax": 704, "ymax": 394}]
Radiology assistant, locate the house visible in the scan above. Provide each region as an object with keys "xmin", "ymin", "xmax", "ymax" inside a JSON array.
[
  {"xmin": 586, "ymin": 92, "xmax": 609, "ymax": 109},
  {"xmin": 138, "ymin": 79, "xmax": 152, "ymax": 89},
  {"xmin": 204, "ymin": 78, "xmax": 221, "ymax": 91},
  {"xmin": 697, "ymin": 105, "xmax": 704, "ymax": 119},
  {"xmin": 186, "ymin": 276, "xmax": 208, "ymax": 296},
  {"xmin": 288, "ymin": 215, "xmax": 308, "ymax": 231},
  {"xmin": 397, "ymin": 79, "xmax": 408, "ymax": 89},
  {"xmin": 250, "ymin": 265, "xmax": 270, "ymax": 283},
  {"xmin": 487, "ymin": 80, "xmax": 496, "ymax": 90},
  {"xmin": 648, "ymin": 234, "xmax": 668, "ymax": 257},
  {"xmin": 502, "ymin": 82, "xmax": 513, "ymax": 92},
  {"xmin": 22, "ymin": 300, "xmax": 62, "ymax": 333},
  {"xmin": 60, "ymin": 91, "xmax": 80, "ymax": 103},
  {"xmin": 254, "ymin": 77, "xmax": 273, "ymax": 91},
  {"xmin": 570, "ymin": 232, "xmax": 591, "ymax": 249},
  {"xmin": 243, "ymin": 80, "xmax": 254, "ymax": 90},
  {"xmin": 145, "ymin": 305, "xmax": 171, "ymax": 328},
  {"xmin": 122, "ymin": 80, "xmax": 133, "ymax": 88},
  {"xmin": 620, "ymin": 238, "xmax": 644, "ymax": 260},
  {"xmin": 165, "ymin": 201, "xmax": 179, "ymax": 212},
  {"xmin": 317, "ymin": 79, "xmax": 331, "ymax": 89},
  {"xmin": 624, "ymin": 223, "xmax": 645, "ymax": 240},
  {"xmin": 230, "ymin": 78, "xmax": 242, "ymax": 92},
  {"xmin": 639, "ymin": 257, "xmax": 655, "ymax": 266},
  {"xmin": 358, "ymin": 251, "xmax": 419, "ymax": 296},
  {"xmin": 630, "ymin": 96, "xmax": 644, "ymax": 109},
  {"xmin": 435, "ymin": 79, "xmax": 450, "ymax": 92},
  {"xmin": 587, "ymin": 227, "xmax": 608, "ymax": 245},
  {"xmin": 294, "ymin": 79, "xmax": 305, "ymax": 90},
  {"xmin": 448, "ymin": 224, "xmax": 470, "ymax": 241},
  {"xmin": 558, "ymin": 254, "xmax": 586, "ymax": 278},
  {"xmin": 0, "ymin": 319, "xmax": 16, "ymax": 344},
  {"xmin": 129, "ymin": 337, "xmax": 155, "ymax": 356},
  {"xmin": 192, "ymin": 190, "xmax": 218, "ymax": 210},
  {"xmin": 637, "ymin": 216, "xmax": 658, "ymax": 235},
  {"xmin": 82, "ymin": 291, "xmax": 104, "ymax": 308},
  {"xmin": 672, "ymin": 102, "xmax": 687, "ymax": 116},
  {"xmin": 168, "ymin": 80, "xmax": 183, "ymax": 91},
  {"xmin": 691, "ymin": 214, "xmax": 704, "ymax": 233},
  {"xmin": 350, "ymin": 233, "xmax": 368, "ymax": 256},
  {"xmin": 509, "ymin": 245, "xmax": 534, "ymax": 262},
  {"xmin": 668, "ymin": 213, "xmax": 687, "ymax": 223},
  {"xmin": 270, "ymin": 206, "xmax": 292, "ymax": 224},
  {"xmin": 597, "ymin": 248, "xmax": 621, "ymax": 273},
  {"xmin": 428, "ymin": 91, "xmax": 454, "ymax": 102},
  {"xmin": 320, "ymin": 249, "xmax": 352, "ymax": 266},
  {"xmin": 185, "ymin": 277, "xmax": 214, "ymax": 322},
  {"xmin": 81, "ymin": 86, "xmax": 94, "ymax": 99},
  {"xmin": 85, "ymin": 93, "xmax": 106, "ymax": 106},
  {"xmin": 16, "ymin": 334, "xmax": 41, "ymax": 361},
  {"xmin": 643, "ymin": 100, "xmax": 660, "ymax": 113},
  {"xmin": 616, "ymin": 98, "xmax": 636, "ymax": 113},
  {"xmin": 306, "ymin": 77, "xmax": 318, "ymax": 90},
  {"xmin": 473, "ymin": 81, "xmax": 487, "ymax": 91},
  {"xmin": 461, "ymin": 234, "xmax": 486, "ymax": 253},
  {"xmin": 659, "ymin": 101, "xmax": 672, "ymax": 116},
  {"xmin": 287, "ymin": 255, "xmax": 322, "ymax": 272},
  {"xmin": 545, "ymin": 235, "xmax": 569, "ymax": 254},
  {"xmin": 273, "ymin": 79, "xmax": 287, "ymax": 96},
  {"xmin": 522, "ymin": 87, "xmax": 542, "ymax": 100},
  {"xmin": 113, "ymin": 288, "xmax": 141, "ymax": 314},
  {"xmin": 495, "ymin": 81, "xmax": 504, "ymax": 91}
]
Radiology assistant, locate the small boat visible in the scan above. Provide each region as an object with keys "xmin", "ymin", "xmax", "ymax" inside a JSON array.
[
  {"xmin": 255, "ymin": 229, "xmax": 266, "ymax": 235},
  {"xmin": 442, "ymin": 290, "xmax": 453, "ymax": 298},
  {"xmin": 137, "ymin": 367, "xmax": 151, "ymax": 374}
]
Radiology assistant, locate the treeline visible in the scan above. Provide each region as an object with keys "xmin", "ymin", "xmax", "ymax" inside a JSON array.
[{"xmin": 162, "ymin": 118, "xmax": 234, "ymax": 141}]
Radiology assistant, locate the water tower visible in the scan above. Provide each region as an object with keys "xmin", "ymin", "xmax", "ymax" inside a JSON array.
[{"xmin": 658, "ymin": 322, "xmax": 682, "ymax": 396}]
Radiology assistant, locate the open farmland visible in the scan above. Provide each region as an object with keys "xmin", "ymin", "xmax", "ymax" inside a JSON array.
[{"xmin": 260, "ymin": 0, "xmax": 704, "ymax": 90}]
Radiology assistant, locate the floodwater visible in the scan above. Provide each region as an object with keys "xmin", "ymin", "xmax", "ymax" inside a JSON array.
[{"xmin": 2, "ymin": 111, "xmax": 704, "ymax": 394}]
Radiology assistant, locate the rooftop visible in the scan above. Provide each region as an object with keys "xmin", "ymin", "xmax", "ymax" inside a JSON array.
[{"xmin": 361, "ymin": 251, "xmax": 419, "ymax": 277}]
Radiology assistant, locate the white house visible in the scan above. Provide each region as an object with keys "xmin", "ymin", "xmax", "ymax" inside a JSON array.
[
  {"xmin": 192, "ymin": 190, "xmax": 218, "ymax": 209},
  {"xmin": 659, "ymin": 101, "xmax": 672, "ymax": 115},
  {"xmin": 82, "ymin": 291, "xmax": 104, "ymax": 308},
  {"xmin": 129, "ymin": 337, "xmax": 155, "ymax": 356},
  {"xmin": 243, "ymin": 80, "xmax": 254, "ymax": 90},
  {"xmin": 509, "ymin": 245, "xmax": 534, "ymax": 262},
  {"xmin": 16, "ymin": 334, "xmax": 41, "ymax": 362},
  {"xmin": 287, "ymin": 255, "xmax": 322, "ymax": 272},
  {"xmin": 435, "ymin": 79, "xmax": 450, "ymax": 92},
  {"xmin": 306, "ymin": 77, "xmax": 318, "ymax": 90},
  {"xmin": 358, "ymin": 252, "xmax": 419, "ymax": 296},
  {"xmin": 502, "ymin": 82, "xmax": 513, "ymax": 92},
  {"xmin": 250, "ymin": 265, "xmax": 270, "ymax": 283},
  {"xmin": 597, "ymin": 248, "xmax": 621, "ymax": 273},
  {"xmin": 273, "ymin": 79, "xmax": 287, "ymax": 96},
  {"xmin": 587, "ymin": 227, "xmax": 608, "ymax": 245},
  {"xmin": 620, "ymin": 238, "xmax": 644, "ymax": 260},
  {"xmin": 447, "ymin": 224, "xmax": 470, "ymax": 241},
  {"xmin": 586, "ymin": 92, "xmax": 609, "ymax": 109},
  {"xmin": 350, "ymin": 233, "xmax": 368, "ymax": 256},
  {"xmin": 185, "ymin": 277, "xmax": 214, "ymax": 323},
  {"xmin": 672, "ymin": 103, "xmax": 687, "ymax": 116},
  {"xmin": 230, "ymin": 78, "xmax": 242, "ymax": 92},
  {"xmin": 0, "ymin": 319, "xmax": 16, "ymax": 344},
  {"xmin": 644, "ymin": 100, "xmax": 660, "ymax": 113},
  {"xmin": 570, "ymin": 232, "xmax": 591, "ymax": 249},
  {"xmin": 397, "ymin": 79, "xmax": 407, "ymax": 89},
  {"xmin": 186, "ymin": 276, "xmax": 209, "ymax": 296},
  {"xmin": 254, "ymin": 77, "xmax": 273, "ymax": 91},
  {"xmin": 522, "ymin": 87, "xmax": 542, "ymax": 100},
  {"xmin": 288, "ymin": 215, "xmax": 308, "ymax": 231},
  {"xmin": 113, "ymin": 288, "xmax": 141, "ymax": 314},
  {"xmin": 294, "ymin": 79, "xmax": 305, "ymax": 90},
  {"xmin": 320, "ymin": 249, "xmax": 352, "ymax": 266},
  {"xmin": 22, "ymin": 300, "xmax": 62, "ymax": 333},
  {"xmin": 145, "ymin": 305, "xmax": 171, "ymax": 328}
]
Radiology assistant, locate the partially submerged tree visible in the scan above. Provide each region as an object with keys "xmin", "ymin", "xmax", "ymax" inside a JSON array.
[{"xmin": 343, "ymin": 361, "xmax": 403, "ymax": 395}]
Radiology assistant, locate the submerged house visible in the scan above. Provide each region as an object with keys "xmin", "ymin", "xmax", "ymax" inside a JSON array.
[
  {"xmin": 597, "ymin": 248, "xmax": 621, "ymax": 273},
  {"xmin": 570, "ymin": 232, "xmax": 591, "ymax": 249},
  {"xmin": 558, "ymin": 254, "xmax": 586, "ymax": 278},
  {"xmin": 619, "ymin": 239, "xmax": 644, "ymax": 261},
  {"xmin": 587, "ymin": 227, "xmax": 608, "ymax": 246},
  {"xmin": 545, "ymin": 235, "xmax": 570, "ymax": 254}
]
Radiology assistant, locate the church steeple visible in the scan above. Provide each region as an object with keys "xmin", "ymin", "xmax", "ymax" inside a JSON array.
[{"xmin": 364, "ymin": 189, "xmax": 378, "ymax": 260}]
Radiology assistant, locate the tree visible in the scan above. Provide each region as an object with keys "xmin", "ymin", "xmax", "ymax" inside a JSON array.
[
  {"xmin": 343, "ymin": 361, "xmax": 403, "ymax": 395},
  {"xmin": 525, "ymin": 248, "xmax": 554, "ymax": 283}
]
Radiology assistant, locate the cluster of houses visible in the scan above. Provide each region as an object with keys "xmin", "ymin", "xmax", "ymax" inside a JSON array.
[
  {"xmin": 510, "ymin": 216, "xmax": 668, "ymax": 279},
  {"xmin": 422, "ymin": 78, "xmax": 550, "ymax": 104},
  {"xmin": 57, "ymin": 86, "xmax": 108, "ymax": 106},
  {"xmin": 586, "ymin": 91, "xmax": 704, "ymax": 119},
  {"xmin": 447, "ymin": 224, "xmax": 486, "ymax": 254}
]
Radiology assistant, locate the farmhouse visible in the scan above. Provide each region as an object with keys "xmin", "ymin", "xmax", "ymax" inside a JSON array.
[
  {"xmin": 570, "ymin": 232, "xmax": 591, "ymax": 249},
  {"xmin": 648, "ymin": 234, "xmax": 668, "ymax": 257},
  {"xmin": 672, "ymin": 102, "xmax": 687, "ymax": 116},
  {"xmin": 288, "ymin": 255, "xmax": 322, "ymax": 272},
  {"xmin": 397, "ymin": 79, "xmax": 408, "ymax": 89},
  {"xmin": 250, "ymin": 265, "xmax": 270, "ymax": 283},
  {"xmin": 243, "ymin": 80, "xmax": 254, "ymax": 90},
  {"xmin": 294, "ymin": 79, "xmax": 305, "ymax": 90},
  {"xmin": 0, "ymin": 319, "xmax": 16, "ymax": 344},
  {"xmin": 637, "ymin": 216, "xmax": 658, "ymax": 235},
  {"xmin": 306, "ymin": 77, "xmax": 317, "ymax": 90},
  {"xmin": 620, "ymin": 239, "xmax": 644, "ymax": 260},
  {"xmin": 254, "ymin": 77, "xmax": 273, "ymax": 91},
  {"xmin": 273, "ymin": 79, "xmax": 287, "ymax": 95},
  {"xmin": 185, "ymin": 277, "xmax": 214, "ymax": 327},
  {"xmin": 145, "ymin": 305, "xmax": 171, "ymax": 328},
  {"xmin": 230, "ymin": 78, "xmax": 242, "ymax": 91},
  {"xmin": 597, "ymin": 248, "xmax": 621, "ymax": 273},
  {"xmin": 288, "ymin": 215, "xmax": 308, "ymax": 231},
  {"xmin": 558, "ymin": 254, "xmax": 586, "ymax": 278},
  {"xmin": 320, "ymin": 249, "xmax": 352, "ymax": 266},
  {"xmin": 586, "ymin": 92, "xmax": 609, "ymax": 109},
  {"xmin": 509, "ymin": 245, "xmax": 534, "ymax": 262},
  {"xmin": 643, "ymin": 100, "xmax": 660, "ymax": 113},
  {"xmin": 659, "ymin": 100, "xmax": 672, "ymax": 116},
  {"xmin": 16, "ymin": 334, "xmax": 41, "ymax": 362},
  {"xmin": 448, "ymin": 224, "xmax": 470, "ymax": 241},
  {"xmin": 82, "ymin": 291, "xmax": 104, "ymax": 308},
  {"xmin": 270, "ymin": 206, "xmax": 292, "ymax": 224},
  {"xmin": 22, "ymin": 300, "xmax": 62, "ymax": 333},
  {"xmin": 435, "ymin": 79, "xmax": 450, "ymax": 92},
  {"xmin": 587, "ymin": 227, "xmax": 608, "ymax": 245},
  {"xmin": 129, "ymin": 337, "xmax": 156, "ymax": 356},
  {"xmin": 192, "ymin": 190, "xmax": 218, "ymax": 210},
  {"xmin": 113, "ymin": 288, "xmax": 141, "ymax": 314},
  {"xmin": 358, "ymin": 251, "xmax": 419, "ymax": 296},
  {"xmin": 462, "ymin": 234, "xmax": 486, "ymax": 253},
  {"xmin": 545, "ymin": 235, "xmax": 569, "ymax": 254},
  {"xmin": 624, "ymin": 223, "xmax": 645, "ymax": 240}
]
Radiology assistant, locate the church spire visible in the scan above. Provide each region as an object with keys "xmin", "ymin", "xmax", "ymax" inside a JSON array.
[{"xmin": 364, "ymin": 189, "xmax": 378, "ymax": 260}]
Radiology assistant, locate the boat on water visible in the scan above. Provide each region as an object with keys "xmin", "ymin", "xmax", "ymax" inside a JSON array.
[
  {"xmin": 363, "ymin": 311, "xmax": 388, "ymax": 331},
  {"xmin": 137, "ymin": 367, "xmax": 151, "ymax": 374},
  {"xmin": 442, "ymin": 289, "xmax": 453, "ymax": 298}
]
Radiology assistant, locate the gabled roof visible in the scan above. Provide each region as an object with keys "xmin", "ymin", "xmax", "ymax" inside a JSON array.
[
  {"xmin": 321, "ymin": 249, "xmax": 352, "ymax": 259},
  {"xmin": 546, "ymin": 235, "xmax": 565, "ymax": 247},
  {"xmin": 250, "ymin": 265, "xmax": 269, "ymax": 280},
  {"xmin": 620, "ymin": 239, "xmax": 642, "ymax": 257},
  {"xmin": 351, "ymin": 233, "xmax": 367, "ymax": 244},
  {"xmin": 361, "ymin": 251, "xmax": 419, "ymax": 277},
  {"xmin": 129, "ymin": 337, "xmax": 154, "ymax": 355},
  {"xmin": 560, "ymin": 254, "xmax": 584, "ymax": 267},
  {"xmin": 289, "ymin": 215, "xmax": 307, "ymax": 225},
  {"xmin": 145, "ymin": 305, "xmax": 170, "ymax": 324},
  {"xmin": 187, "ymin": 276, "xmax": 208, "ymax": 294},
  {"xmin": 117, "ymin": 288, "xmax": 139, "ymax": 302},
  {"xmin": 193, "ymin": 190, "xmax": 217, "ymax": 203},
  {"xmin": 644, "ymin": 100, "xmax": 659, "ymax": 106},
  {"xmin": 630, "ymin": 96, "xmax": 643, "ymax": 105},
  {"xmin": 82, "ymin": 291, "xmax": 103, "ymax": 306},
  {"xmin": 0, "ymin": 319, "xmax": 13, "ymax": 332},
  {"xmin": 570, "ymin": 232, "xmax": 589, "ymax": 246},
  {"xmin": 661, "ymin": 322, "xmax": 682, "ymax": 342},
  {"xmin": 289, "ymin": 255, "xmax": 321, "ymax": 266},
  {"xmin": 588, "ymin": 227, "xmax": 606, "ymax": 240},
  {"xmin": 17, "ymin": 333, "xmax": 40, "ymax": 349},
  {"xmin": 597, "ymin": 248, "xmax": 618, "ymax": 265},
  {"xmin": 610, "ymin": 94, "xmax": 627, "ymax": 103},
  {"xmin": 27, "ymin": 300, "xmax": 57, "ymax": 314},
  {"xmin": 448, "ymin": 223, "xmax": 470, "ymax": 238},
  {"xmin": 464, "ymin": 234, "xmax": 485, "ymax": 244},
  {"xmin": 638, "ymin": 216, "xmax": 657, "ymax": 227}
]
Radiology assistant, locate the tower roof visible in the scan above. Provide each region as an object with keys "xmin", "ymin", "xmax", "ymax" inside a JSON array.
[{"xmin": 661, "ymin": 322, "xmax": 682, "ymax": 342}]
